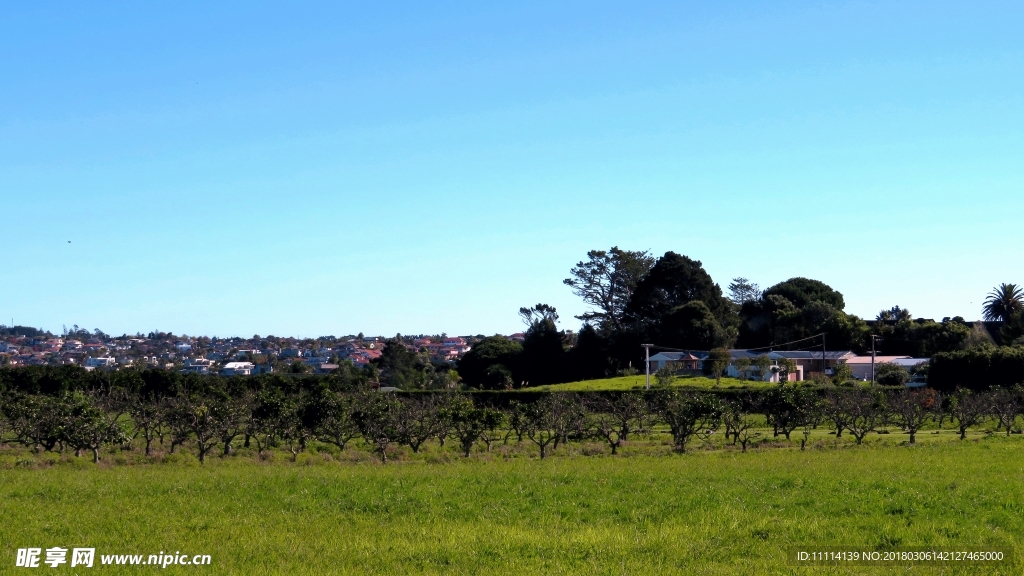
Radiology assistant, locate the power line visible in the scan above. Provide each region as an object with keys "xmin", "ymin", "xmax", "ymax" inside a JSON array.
[
  {"xmin": 743, "ymin": 333, "xmax": 827, "ymax": 352},
  {"xmin": 648, "ymin": 332, "xmax": 827, "ymax": 353}
]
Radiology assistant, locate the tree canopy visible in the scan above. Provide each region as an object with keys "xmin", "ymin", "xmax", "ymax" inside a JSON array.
[
  {"xmin": 563, "ymin": 247, "xmax": 654, "ymax": 332},
  {"xmin": 762, "ymin": 277, "xmax": 845, "ymax": 310},
  {"xmin": 623, "ymin": 252, "xmax": 736, "ymax": 333},
  {"xmin": 457, "ymin": 336, "xmax": 523, "ymax": 389}
]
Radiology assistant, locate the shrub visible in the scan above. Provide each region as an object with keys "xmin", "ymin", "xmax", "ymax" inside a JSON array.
[
  {"xmin": 654, "ymin": 367, "xmax": 676, "ymax": 387},
  {"xmin": 875, "ymin": 363, "xmax": 910, "ymax": 387}
]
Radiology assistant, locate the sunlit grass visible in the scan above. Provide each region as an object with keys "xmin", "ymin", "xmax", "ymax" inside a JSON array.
[
  {"xmin": 527, "ymin": 374, "xmax": 771, "ymax": 391},
  {"xmin": 1, "ymin": 435, "xmax": 1021, "ymax": 574}
]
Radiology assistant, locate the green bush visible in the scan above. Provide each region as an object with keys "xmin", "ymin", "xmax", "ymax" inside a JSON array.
[{"xmin": 930, "ymin": 346, "xmax": 1024, "ymax": 391}]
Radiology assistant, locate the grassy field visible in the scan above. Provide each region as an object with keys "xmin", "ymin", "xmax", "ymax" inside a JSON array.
[
  {"xmin": 2, "ymin": 433, "xmax": 1022, "ymax": 574},
  {"xmin": 527, "ymin": 374, "xmax": 768, "ymax": 391}
]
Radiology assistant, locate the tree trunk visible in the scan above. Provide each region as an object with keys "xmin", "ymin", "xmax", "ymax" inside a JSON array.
[
  {"xmin": 92, "ymin": 447, "xmax": 100, "ymax": 463},
  {"xmin": 909, "ymin": 430, "xmax": 916, "ymax": 445},
  {"xmin": 145, "ymin": 437, "xmax": 152, "ymax": 456}
]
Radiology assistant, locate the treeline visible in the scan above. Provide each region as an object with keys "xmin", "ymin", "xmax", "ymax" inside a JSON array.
[
  {"xmin": 457, "ymin": 249, "xmax": 978, "ymax": 388},
  {"xmin": 930, "ymin": 346, "xmax": 1024, "ymax": 392},
  {"xmin": 2, "ymin": 366, "xmax": 1021, "ymax": 465}
]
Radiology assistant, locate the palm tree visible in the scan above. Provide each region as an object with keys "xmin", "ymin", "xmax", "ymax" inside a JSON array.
[{"xmin": 983, "ymin": 283, "xmax": 1024, "ymax": 321}]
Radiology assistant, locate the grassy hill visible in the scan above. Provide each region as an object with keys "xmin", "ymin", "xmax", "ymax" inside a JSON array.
[{"xmin": 525, "ymin": 374, "xmax": 775, "ymax": 391}]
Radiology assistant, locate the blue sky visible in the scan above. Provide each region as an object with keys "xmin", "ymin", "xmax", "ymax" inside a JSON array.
[{"xmin": 3, "ymin": 1, "xmax": 1023, "ymax": 338}]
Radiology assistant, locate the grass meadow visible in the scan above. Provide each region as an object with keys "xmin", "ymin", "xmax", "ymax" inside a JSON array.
[{"xmin": 1, "ymin": 429, "xmax": 1023, "ymax": 575}]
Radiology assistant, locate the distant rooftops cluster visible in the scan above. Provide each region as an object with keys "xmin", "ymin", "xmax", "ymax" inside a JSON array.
[{"xmin": 0, "ymin": 330, "xmax": 488, "ymax": 376}]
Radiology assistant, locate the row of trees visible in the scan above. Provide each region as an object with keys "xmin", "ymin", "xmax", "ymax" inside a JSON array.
[
  {"xmin": 459, "ymin": 248, "xmax": 987, "ymax": 388},
  {"xmin": 4, "ymin": 374, "xmax": 1021, "ymax": 464}
]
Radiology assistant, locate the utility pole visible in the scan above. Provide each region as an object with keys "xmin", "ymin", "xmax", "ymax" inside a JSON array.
[
  {"xmin": 822, "ymin": 333, "xmax": 827, "ymax": 377},
  {"xmin": 641, "ymin": 344, "xmax": 653, "ymax": 390},
  {"xmin": 870, "ymin": 335, "xmax": 882, "ymax": 386}
]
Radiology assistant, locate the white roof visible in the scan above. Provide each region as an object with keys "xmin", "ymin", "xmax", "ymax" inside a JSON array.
[{"xmin": 845, "ymin": 356, "xmax": 910, "ymax": 364}]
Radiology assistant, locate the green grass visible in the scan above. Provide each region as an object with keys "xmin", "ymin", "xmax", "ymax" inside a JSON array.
[
  {"xmin": 527, "ymin": 374, "xmax": 771, "ymax": 391},
  {"xmin": 1, "ymin": 436, "xmax": 1022, "ymax": 574}
]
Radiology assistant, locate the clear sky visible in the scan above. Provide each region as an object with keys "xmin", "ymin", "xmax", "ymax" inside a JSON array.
[{"xmin": 3, "ymin": 1, "xmax": 1023, "ymax": 338}]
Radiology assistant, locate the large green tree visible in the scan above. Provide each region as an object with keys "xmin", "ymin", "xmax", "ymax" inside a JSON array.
[
  {"xmin": 763, "ymin": 277, "xmax": 845, "ymax": 310},
  {"xmin": 737, "ymin": 278, "xmax": 866, "ymax": 350},
  {"xmin": 659, "ymin": 301, "xmax": 733, "ymax": 350},
  {"xmin": 517, "ymin": 304, "xmax": 568, "ymax": 386},
  {"xmin": 457, "ymin": 336, "xmax": 523, "ymax": 389},
  {"xmin": 563, "ymin": 247, "xmax": 655, "ymax": 332},
  {"xmin": 623, "ymin": 252, "xmax": 737, "ymax": 336},
  {"xmin": 375, "ymin": 336, "xmax": 427, "ymax": 389}
]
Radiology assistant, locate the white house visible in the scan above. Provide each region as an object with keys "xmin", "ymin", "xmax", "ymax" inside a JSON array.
[
  {"xmin": 221, "ymin": 361, "xmax": 254, "ymax": 376},
  {"xmin": 650, "ymin": 349, "xmax": 859, "ymax": 383},
  {"xmin": 85, "ymin": 356, "xmax": 116, "ymax": 368}
]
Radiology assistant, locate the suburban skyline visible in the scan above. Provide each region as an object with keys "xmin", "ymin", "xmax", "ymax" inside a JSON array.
[{"xmin": 3, "ymin": 1, "xmax": 1024, "ymax": 337}]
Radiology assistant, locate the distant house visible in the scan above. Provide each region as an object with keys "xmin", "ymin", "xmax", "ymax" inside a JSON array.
[
  {"xmin": 85, "ymin": 357, "xmax": 116, "ymax": 368},
  {"xmin": 771, "ymin": 350, "xmax": 856, "ymax": 377},
  {"xmin": 336, "ymin": 342, "xmax": 358, "ymax": 356},
  {"xmin": 845, "ymin": 356, "xmax": 929, "ymax": 382},
  {"xmin": 649, "ymin": 352, "xmax": 705, "ymax": 372},
  {"xmin": 221, "ymin": 361, "xmax": 254, "ymax": 376},
  {"xmin": 649, "ymin": 349, "xmax": 856, "ymax": 383},
  {"xmin": 182, "ymin": 358, "xmax": 215, "ymax": 374}
]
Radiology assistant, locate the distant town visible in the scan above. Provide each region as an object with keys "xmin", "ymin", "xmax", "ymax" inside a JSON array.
[{"xmin": 0, "ymin": 326, "xmax": 522, "ymax": 376}]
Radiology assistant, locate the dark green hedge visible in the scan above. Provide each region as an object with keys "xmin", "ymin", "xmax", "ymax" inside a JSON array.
[{"xmin": 929, "ymin": 346, "xmax": 1024, "ymax": 392}]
